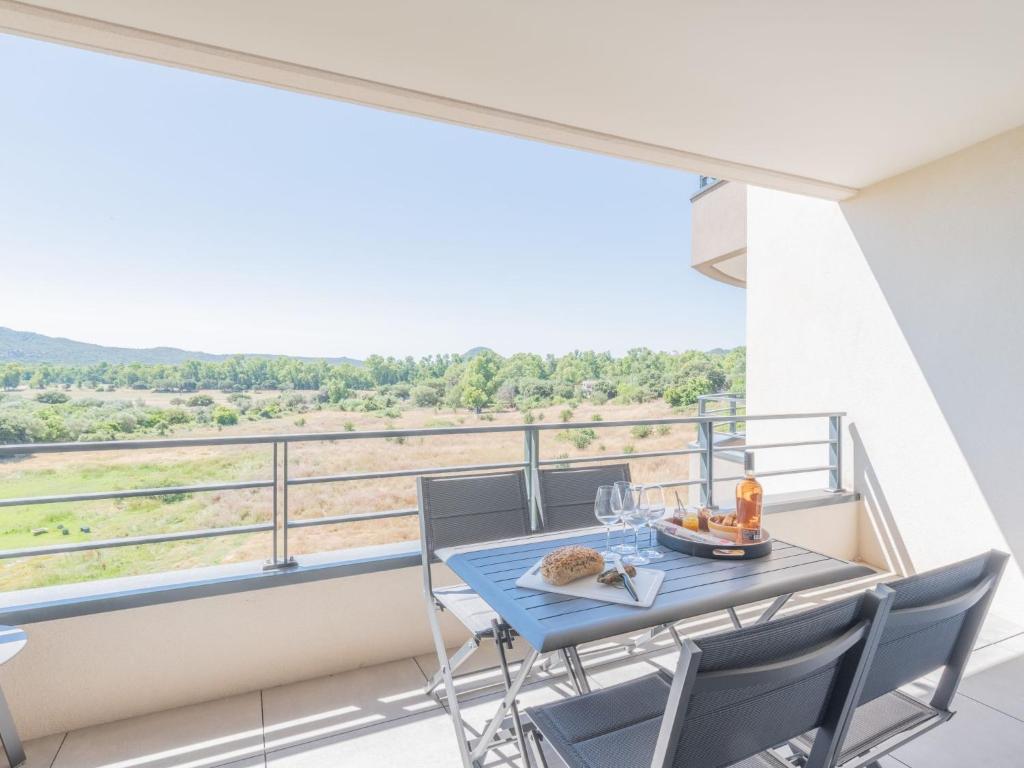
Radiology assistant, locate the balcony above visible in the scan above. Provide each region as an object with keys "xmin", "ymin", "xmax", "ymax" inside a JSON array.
[{"xmin": 690, "ymin": 179, "xmax": 747, "ymax": 288}]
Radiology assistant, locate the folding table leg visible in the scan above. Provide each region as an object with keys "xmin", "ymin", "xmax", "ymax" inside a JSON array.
[
  {"xmin": 564, "ymin": 647, "xmax": 591, "ymax": 694},
  {"xmin": 493, "ymin": 621, "xmax": 531, "ymax": 768},
  {"xmin": 425, "ymin": 601, "xmax": 474, "ymax": 768},
  {"xmin": 755, "ymin": 593, "xmax": 793, "ymax": 624},
  {"xmin": 470, "ymin": 647, "xmax": 540, "ymax": 765}
]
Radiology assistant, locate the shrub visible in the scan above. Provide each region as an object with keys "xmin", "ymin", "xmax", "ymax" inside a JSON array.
[
  {"xmin": 478, "ymin": 413, "xmax": 495, "ymax": 421},
  {"xmin": 623, "ymin": 443, "xmax": 636, "ymax": 454},
  {"xmin": 212, "ymin": 406, "xmax": 239, "ymax": 426},
  {"xmin": 656, "ymin": 424, "xmax": 671, "ymax": 436},
  {"xmin": 187, "ymin": 394, "xmax": 214, "ymax": 407},
  {"xmin": 559, "ymin": 408, "xmax": 574, "ymax": 423},
  {"xmin": 630, "ymin": 424, "xmax": 653, "ymax": 439},
  {"xmin": 410, "ymin": 385, "xmax": 440, "ymax": 408},
  {"xmin": 35, "ymin": 391, "xmax": 70, "ymax": 404},
  {"xmin": 522, "ymin": 411, "xmax": 536, "ymax": 424},
  {"xmin": 557, "ymin": 427, "xmax": 597, "ymax": 450},
  {"xmin": 590, "ymin": 413, "xmax": 603, "ymax": 422},
  {"xmin": 294, "ymin": 417, "xmax": 306, "ymax": 427},
  {"xmin": 589, "ymin": 390, "xmax": 609, "ymax": 406},
  {"xmin": 343, "ymin": 421, "xmax": 355, "ymax": 432}
]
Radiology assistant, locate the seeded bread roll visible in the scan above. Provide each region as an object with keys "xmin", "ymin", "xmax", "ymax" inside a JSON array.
[{"xmin": 540, "ymin": 545, "xmax": 604, "ymax": 586}]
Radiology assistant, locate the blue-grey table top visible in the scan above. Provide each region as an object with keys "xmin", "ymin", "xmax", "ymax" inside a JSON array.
[{"xmin": 439, "ymin": 529, "xmax": 873, "ymax": 652}]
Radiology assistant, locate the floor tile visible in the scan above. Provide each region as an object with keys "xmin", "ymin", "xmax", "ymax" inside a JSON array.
[
  {"xmin": 265, "ymin": 710, "xmax": 460, "ymax": 768},
  {"xmin": 891, "ymin": 694, "xmax": 1024, "ymax": 767},
  {"xmin": 261, "ymin": 659, "xmax": 439, "ymax": 753},
  {"xmin": 958, "ymin": 632, "xmax": 1024, "ymax": 720},
  {"xmin": 975, "ymin": 612, "xmax": 1024, "ymax": 649},
  {"xmin": 52, "ymin": 692, "xmax": 264, "ymax": 768},
  {"xmin": 0, "ymin": 732, "xmax": 66, "ymax": 768}
]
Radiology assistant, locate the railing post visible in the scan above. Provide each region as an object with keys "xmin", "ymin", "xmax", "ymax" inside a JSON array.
[
  {"xmin": 729, "ymin": 398, "xmax": 737, "ymax": 435},
  {"xmin": 266, "ymin": 442, "xmax": 279, "ymax": 570},
  {"xmin": 828, "ymin": 415, "xmax": 843, "ymax": 492},
  {"xmin": 699, "ymin": 420, "xmax": 715, "ymax": 508},
  {"xmin": 525, "ymin": 427, "xmax": 541, "ymax": 530},
  {"xmin": 265, "ymin": 440, "xmax": 298, "ymax": 570}
]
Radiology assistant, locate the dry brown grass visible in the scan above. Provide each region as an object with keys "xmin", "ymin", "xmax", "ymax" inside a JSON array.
[{"xmin": 0, "ymin": 397, "xmax": 696, "ymax": 588}]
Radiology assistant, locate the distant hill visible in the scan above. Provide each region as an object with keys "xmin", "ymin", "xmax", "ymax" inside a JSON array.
[
  {"xmin": 0, "ymin": 327, "xmax": 361, "ymax": 366},
  {"xmin": 462, "ymin": 346, "xmax": 496, "ymax": 359}
]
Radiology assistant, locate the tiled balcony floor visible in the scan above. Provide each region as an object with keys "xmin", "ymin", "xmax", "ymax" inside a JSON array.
[{"xmin": 12, "ymin": 603, "xmax": 1024, "ymax": 768}]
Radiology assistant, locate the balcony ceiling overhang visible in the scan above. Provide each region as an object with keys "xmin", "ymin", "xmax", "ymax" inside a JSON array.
[{"xmin": 3, "ymin": 0, "xmax": 1024, "ymax": 201}]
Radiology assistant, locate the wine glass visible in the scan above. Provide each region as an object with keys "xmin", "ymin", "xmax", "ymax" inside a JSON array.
[
  {"xmin": 611, "ymin": 480, "xmax": 635, "ymax": 555},
  {"xmin": 620, "ymin": 483, "xmax": 649, "ymax": 566},
  {"xmin": 593, "ymin": 485, "xmax": 619, "ymax": 561},
  {"xmin": 638, "ymin": 484, "xmax": 666, "ymax": 560}
]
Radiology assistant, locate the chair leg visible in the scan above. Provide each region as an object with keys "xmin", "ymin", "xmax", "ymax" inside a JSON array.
[
  {"xmin": 0, "ymin": 684, "xmax": 26, "ymax": 768},
  {"xmin": 424, "ymin": 636, "xmax": 480, "ymax": 695},
  {"xmin": 426, "ymin": 603, "xmax": 474, "ymax": 768},
  {"xmin": 526, "ymin": 726, "xmax": 550, "ymax": 768}
]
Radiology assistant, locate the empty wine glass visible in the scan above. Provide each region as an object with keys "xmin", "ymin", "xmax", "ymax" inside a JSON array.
[
  {"xmin": 620, "ymin": 484, "xmax": 649, "ymax": 566},
  {"xmin": 593, "ymin": 485, "xmax": 619, "ymax": 561},
  {"xmin": 611, "ymin": 480, "xmax": 635, "ymax": 555},
  {"xmin": 638, "ymin": 484, "xmax": 666, "ymax": 560}
]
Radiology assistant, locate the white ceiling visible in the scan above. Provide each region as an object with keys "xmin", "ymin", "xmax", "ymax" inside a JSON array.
[{"xmin": 4, "ymin": 0, "xmax": 1024, "ymax": 198}]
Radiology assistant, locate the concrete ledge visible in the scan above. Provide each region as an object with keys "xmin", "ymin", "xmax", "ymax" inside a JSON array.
[{"xmin": 0, "ymin": 541, "xmax": 421, "ymax": 625}]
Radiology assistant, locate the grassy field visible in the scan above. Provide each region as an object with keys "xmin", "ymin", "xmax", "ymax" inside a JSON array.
[{"xmin": 0, "ymin": 393, "xmax": 696, "ymax": 590}]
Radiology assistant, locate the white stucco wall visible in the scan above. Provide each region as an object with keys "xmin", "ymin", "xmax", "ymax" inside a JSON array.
[{"xmin": 745, "ymin": 125, "xmax": 1024, "ymax": 619}]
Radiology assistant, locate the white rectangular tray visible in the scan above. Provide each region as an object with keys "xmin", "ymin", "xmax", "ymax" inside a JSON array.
[{"xmin": 515, "ymin": 561, "xmax": 665, "ymax": 608}]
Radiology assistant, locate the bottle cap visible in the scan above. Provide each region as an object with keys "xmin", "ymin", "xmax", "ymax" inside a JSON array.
[{"xmin": 744, "ymin": 450, "xmax": 755, "ymax": 473}]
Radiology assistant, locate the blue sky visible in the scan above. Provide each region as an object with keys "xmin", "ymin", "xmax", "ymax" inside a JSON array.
[{"xmin": 0, "ymin": 34, "xmax": 744, "ymax": 359}]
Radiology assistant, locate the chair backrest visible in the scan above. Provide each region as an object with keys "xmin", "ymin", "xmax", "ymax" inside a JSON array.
[
  {"xmin": 417, "ymin": 470, "xmax": 531, "ymax": 583},
  {"xmin": 653, "ymin": 586, "xmax": 894, "ymax": 768},
  {"xmin": 859, "ymin": 549, "xmax": 1008, "ymax": 709},
  {"xmin": 536, "ymin": 464, "xmax": 631, "ymax": 533}
]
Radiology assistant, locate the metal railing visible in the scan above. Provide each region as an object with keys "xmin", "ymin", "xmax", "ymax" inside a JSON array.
[
  {"xmin": 697, "ymin": 393, "xmax": 746, "ymax": 436},
  {"xmin": 0, "ymin": 411, "xmax": 844, "ymax": 570}
]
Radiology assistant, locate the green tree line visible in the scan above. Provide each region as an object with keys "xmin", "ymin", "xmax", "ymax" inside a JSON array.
[{"xmin": 0, "ymin": 346, "xmax": 744, "ymax": 412}]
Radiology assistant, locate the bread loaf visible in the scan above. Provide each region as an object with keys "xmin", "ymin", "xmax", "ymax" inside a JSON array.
[{"xmin": 540, "ymin": 545, "xmax": 604, "ymax": 586}]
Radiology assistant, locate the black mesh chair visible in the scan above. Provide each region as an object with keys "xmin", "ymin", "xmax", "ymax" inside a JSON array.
[
  {"xmin": 419, "ymin": 470, "xmax": 532, "ymax": 691},
  {"xmin": 536, "ymin": 464, "xmax": 632, "ymax": 533},
  {"xmin": 418, "ymin": 470, "xmax": 541, "ymax": 765},
  {"xmin": 525, "ymin": 585, "xmax": 895, "ymax": 768},
  {"xmin": 788, "ymin": 550, "xmax": 1008, "ymax": 768}
]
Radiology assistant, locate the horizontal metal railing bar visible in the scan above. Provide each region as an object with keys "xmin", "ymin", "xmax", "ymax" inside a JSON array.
[
  {"xmin": 715, "ymin": 465, "xmax": 835, "ymax": 483},
  {"xmin": 713, "ymin": 439, "xmax": 833, "ymax": 452},
  {"xmin": 286, "ymin": 508, "xmax": 419, "ymax": 528},
  {"xmin": 0, "ymin": 480, "xmax": 274, "ymax": 508},
  {"xmin": 0, "ymin": 411, "xmax": 846, "ymax": 456},
  {"xmin": 537, "ymin": 448, "xmax": 703, "ymax": 466},
  {"xmin": 288, "ymin": 461, "xmax": 529, "ymax": 486},
  {"xmin": 0, "ymin": 523, "xmax": 274, "ymax": 560}
]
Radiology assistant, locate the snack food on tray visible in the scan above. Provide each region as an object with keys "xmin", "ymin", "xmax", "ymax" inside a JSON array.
[
  {"xmin": 596, "ymin": 563, "xmax": 637, "ymax": 586},
  {"xmin": 540, "ymin": 545, "xmax": 605, "ymax": 586}
]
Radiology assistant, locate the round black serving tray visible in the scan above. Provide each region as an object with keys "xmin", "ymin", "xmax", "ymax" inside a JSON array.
[{"xmin": 657, "ymin": 528, "xmax": 773, "ymax": 560}]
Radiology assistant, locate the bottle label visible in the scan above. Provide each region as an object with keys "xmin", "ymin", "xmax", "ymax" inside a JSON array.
[{"xmin": 740, "ymin": 526, "xmax": 761, "ymax": 544}]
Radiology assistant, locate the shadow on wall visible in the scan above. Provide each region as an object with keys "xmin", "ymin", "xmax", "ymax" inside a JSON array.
[
  {"xmin": 850, "ymin": 423, "xmax": 913, "ymax": 577},
  {"xmin": 839, "ymin": 126, "xmax": 1024, "ymax": 581}
]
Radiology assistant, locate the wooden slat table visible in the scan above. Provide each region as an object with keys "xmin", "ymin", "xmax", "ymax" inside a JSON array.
[{"xmin": 439, "ymin": 529, "xmax": 873, "ymax": 653}]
